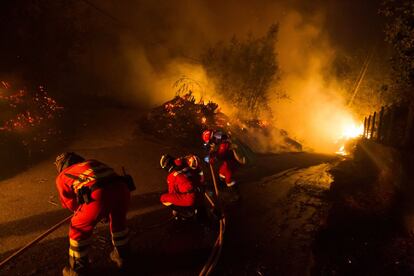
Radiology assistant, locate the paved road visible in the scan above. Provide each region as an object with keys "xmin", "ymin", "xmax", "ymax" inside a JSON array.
[
  {"xmin": 216, "ymin": 163, "xmax": 335, "ymax": 275},
  {"xmin": 0, "ymin": 107, "xmax": 338, "ymax": 275}
]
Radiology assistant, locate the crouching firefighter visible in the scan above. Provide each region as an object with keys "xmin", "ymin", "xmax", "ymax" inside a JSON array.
[
  {"xmin": 159, "ymin": 154, "xmax": 198, "ymax": 219},
  {"xmin": 55, "ymin": 152, "xmax": 135, "ymax": 276},
  {"xmin": 173, "ymin": 154, "xmax": 205, "ymax": 191}
]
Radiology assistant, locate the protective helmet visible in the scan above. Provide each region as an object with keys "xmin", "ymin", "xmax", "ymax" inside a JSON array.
[
  {"xmin": 186, "ymin": 155, "xmax": 201, "ymax": 170},
  {"xmin": 202, "ymin": 130, "xmax": 213, "ymax": 143},
  {"xmin": 55, "ymin": 152, "xmax": 85, "ymax": 173},
  {"xmin": 160, "ymin": 154, "xmax": 175, "ymax": 172}
]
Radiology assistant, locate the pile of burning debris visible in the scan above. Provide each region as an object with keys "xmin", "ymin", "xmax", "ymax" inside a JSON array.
[
  {"xmin": 0, "ymin": 81, "xmax": 63, "ymax": 177},
  {"xmin": 140, "ymin": 92, "xmax": 302, "ymax": 153},
  {"xmin": 140, "ymin": 92, "xmax": 220, "ymax": 147}
]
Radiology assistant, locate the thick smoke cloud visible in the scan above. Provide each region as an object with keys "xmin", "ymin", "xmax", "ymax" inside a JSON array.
[{"xmin": 102, "ymin": 0, "xmax": 383, "ymax": 152}]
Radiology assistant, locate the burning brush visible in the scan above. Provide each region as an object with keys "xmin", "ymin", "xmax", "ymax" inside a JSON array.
[
  {"xmin": 336, "ymin": 123, "xmax": 363, "ymax": 156},
  {"xmin": 140, "ymin": 91, "xmax": 221, "ymax": 146},
  {"xmin": 0, "ymin": 81, "xmax": 63, "ymax": 162},
  {"xmin": 141, "ymin": 91, "xmax": 302, "ymax": 153},
  {"xmin": 0, "ymin": 81, "xmax": 62, "ymax": 132}
]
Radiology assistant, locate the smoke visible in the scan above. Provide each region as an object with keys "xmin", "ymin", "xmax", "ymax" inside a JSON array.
[
  {"xmin": 271, "ymin": 10, "xmax": 360, "ymax": 153},
  {"xmin": 115, "ymin": 0, "xmax": 381, "ymax": 153}
]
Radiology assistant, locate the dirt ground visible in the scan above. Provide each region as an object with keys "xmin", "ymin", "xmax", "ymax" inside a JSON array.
[{"xmin": 0, "ymin": 106, "xmax": 344, "ymax": 275}]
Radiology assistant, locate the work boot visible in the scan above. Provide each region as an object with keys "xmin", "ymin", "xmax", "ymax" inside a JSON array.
[
  {"xmin": 110, "ymin": 245, "xmax": 130, "ymax": 269},
  {"xmin": 62, "ymin": 256, "xmax": 88, "ymax": 276}
]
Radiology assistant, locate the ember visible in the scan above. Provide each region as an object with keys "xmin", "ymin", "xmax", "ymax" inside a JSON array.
[
  {"xmin": 140, "ymin": 92, "xmax": 302, "ymax": 153},
  {"xmin": 0, "ymin": 80, "xmax": 63, "ymax": 173},
  {"xmin": 0, "ymin": 81, "xmax": 62, "ymax": 132},
  {"xmin": 140, "ymin": 92, "xmax": 219, "ymax": 146}
]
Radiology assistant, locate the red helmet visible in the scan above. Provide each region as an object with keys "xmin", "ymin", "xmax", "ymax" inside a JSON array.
[{"xmin": 202, "ymin": 130, "xmax": 213, "ymax": 143}]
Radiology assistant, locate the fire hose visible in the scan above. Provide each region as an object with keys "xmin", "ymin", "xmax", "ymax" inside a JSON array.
[
  {"xmin": 0, "ymin": 214, "xmax": 73, "ymax": 269},
  {"xmin": 1, "ymin": 165, "xmax": 226, "ymax": 274},
  {"xmin": 198, "ymin": 163, "xmax": 226, "ymax": 276}
]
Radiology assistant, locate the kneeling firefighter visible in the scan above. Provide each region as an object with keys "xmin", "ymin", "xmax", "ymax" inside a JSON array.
[
  {"xmin": 159, "ymin": 154, "xmax": 200, "ymax": 219},
  {"xmin": 55, "ymin": 152, "xmax": 135, "ymax": 276},
  {"xmin": 173, "ymin": 154, "xmax": 205, "ymax": 190}
]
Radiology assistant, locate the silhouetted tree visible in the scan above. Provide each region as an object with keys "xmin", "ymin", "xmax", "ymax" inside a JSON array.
[
  {"xmin": 380, "ymin": 0, "xmax": 414, "ymax": 100},
  {"xmin": 201, "ymin": 24, "xmax": 282, "ymax": 119}
]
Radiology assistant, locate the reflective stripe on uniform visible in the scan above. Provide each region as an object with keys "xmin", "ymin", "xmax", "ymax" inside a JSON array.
[
  {"xmin": 72, "ymin": 163, "xmax": 116, "ymax": 192},
  {"xmin": 111, "ymin": 228, "xmax": 130, "ymax": 247},
  {"xmin": 70, "ymin": 238, "xmax": 92, "ymax": 247},
  {"xmin": 219, "ymin": 174, "xmax": 226, "ymax": 179},
  {"xmin": 69, "ymin": 238, "xmax": 91, "ymax": 258},
  {"xmin": 72, "ymin": 168, "xmax": 94, "ymax": 191}
]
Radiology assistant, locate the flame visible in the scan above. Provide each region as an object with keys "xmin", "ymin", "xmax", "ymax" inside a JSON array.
[
  {"xmin": 341, "ymin": 123, "xmax": 364, "ymax": 139},
  {"xmin": 335, "ymin": 121, "xmax": 363, "ymax": 155},
  {"xmin": 336, "ymin": 145, "xmax": 346, "ymax": 155}
]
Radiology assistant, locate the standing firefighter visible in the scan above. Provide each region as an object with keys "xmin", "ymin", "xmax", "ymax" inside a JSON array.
[
  {"xmin": 202, "ymin": 130, "xmax": 241, "ymax": 190},
  {"xmin": 55, "ymin": 152, "xmax": 134, "ymax": 275},
  {"xmin": 160, "ymin": 154, "xmax": 199, "ymax": 219}
]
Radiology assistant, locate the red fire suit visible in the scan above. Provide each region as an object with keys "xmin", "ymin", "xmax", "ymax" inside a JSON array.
[
  {"xmin": 210, "ymin": 140, "xmax": 238, "ymax": 187},
  {"xmin": 56, "ymin": 160, "xmax": 130, "ymax": 259},
  {"xmin": 160, "ymin": 169, "xmax": 195, "ymax": 207}
]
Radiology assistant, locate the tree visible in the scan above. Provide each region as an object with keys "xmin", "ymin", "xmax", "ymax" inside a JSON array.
[
  {"xmin": 201, "ymin": 24, "xmax": 281, "ymax": 119},
  {"xmin": 380, "ymin": 0, "xmax": 414, "ymax": 100}
]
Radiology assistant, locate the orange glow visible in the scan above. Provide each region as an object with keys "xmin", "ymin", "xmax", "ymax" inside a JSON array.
[
  {"xmin": 336, "ymin": 145, "xmax": 346, "ymax": 156},
  {"xmin": 335, "ymin": 121, "xmax": 363, "ymax": 155},
  {"xmin": 341, "ymin": 123, "xmax": 363, "ymax": 139}
]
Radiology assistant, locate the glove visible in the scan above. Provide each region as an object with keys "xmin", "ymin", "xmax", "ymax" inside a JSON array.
[
  {"xmin": 204, "ymin": 156, "xmax": 210, "ymax": 163},
  {"xmin": 209, "ymin": 143, "xmax": 217, "ymax": 151}
]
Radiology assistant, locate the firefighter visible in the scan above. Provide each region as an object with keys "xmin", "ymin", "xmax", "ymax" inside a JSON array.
[
  {"xmin": 55, "ymin": 152, "xmax": 133, "ymax": 276},
  {"xmin": 159, "ymin": 154, "xmax": 197, "ymax": 219},
  {"xmin": 202, "ymin": 129, "xmax": 239, "ymax": 189},
  {"xmin": 174, "ymin": 154, "xmax": 205, "ymax": 190}
]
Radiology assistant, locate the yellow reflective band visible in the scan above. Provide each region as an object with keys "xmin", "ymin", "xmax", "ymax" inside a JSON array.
[
  {"xmin": 82, "ymin": 168, "xmax": 93, "ymax": 176},
  {"xmin": 69, "ymin": 248, "xmax": 88, "ymax": 258},
  {"xmin": 111, "ymin": 228, "xmax": 129, "ymax": 238},
  {"xmin": 69, "ymin": 238, "xmax": 91, "ymax": 247},
  {"xmin": 219, "ymin": 174, "xmax": 226, "ymax": 179},
  {"xmin": 112, "ymin": 237, "xmax": 130, "ymax": 247},
  {"xmin": 162, "ymin": 202, "xmax": 172, "ymax": 206}
]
